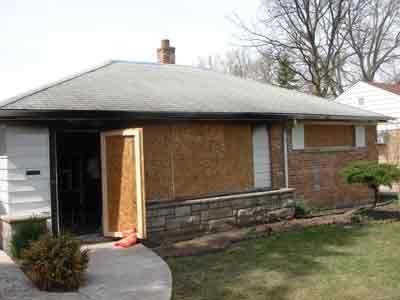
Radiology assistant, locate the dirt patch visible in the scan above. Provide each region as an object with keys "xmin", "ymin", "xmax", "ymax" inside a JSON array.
[
  {"xmin": 154, "ymin": 208, "xmax": 360, "ymax": 258},
  {"xmin": 155, "ymin": 203, "xmax": 400, "ymax": 258},
  {"xmin": 359, "ymin": 204, "xmax": 400, "ymax": 222}
]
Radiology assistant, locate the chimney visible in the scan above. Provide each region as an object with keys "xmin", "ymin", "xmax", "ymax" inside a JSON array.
[{"xmin": 157, "ymin": 39, "xmax": 175, "ymax": 64}]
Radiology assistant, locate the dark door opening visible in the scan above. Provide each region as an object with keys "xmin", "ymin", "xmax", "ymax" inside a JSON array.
[{"xmin": 57, "ymin": 131, "xmax": 102, "ymax": 235}]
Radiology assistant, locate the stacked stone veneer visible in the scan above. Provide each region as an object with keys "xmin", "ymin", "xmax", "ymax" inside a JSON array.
[{"xmin": 146, "ymin": 188, "xmax": 295, "ymax": 242}]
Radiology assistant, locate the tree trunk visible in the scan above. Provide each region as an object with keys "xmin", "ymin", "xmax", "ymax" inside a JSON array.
[{"xmin": 372, "ymin": 186, "xmax": 380, "ymax": 208}]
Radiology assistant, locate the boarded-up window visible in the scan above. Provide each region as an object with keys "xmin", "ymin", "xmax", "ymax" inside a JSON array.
[
  {"xmin": 304, "ymin": 125, "xmax": 355, "ymax": 148},
  {"xmin": 143, "ymin": 122, "xmax": 254, "ymax": 201}
]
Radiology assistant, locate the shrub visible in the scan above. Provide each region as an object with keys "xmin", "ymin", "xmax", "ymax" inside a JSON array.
[
  {"xmin": 340, "ymin": 161, "xmax": 400, "ymax": 207},
  {"xmin": 10, "ymin": 217, "xmax": 48, "ymax": 258},
  {"xmin": 20, "ymin": 234, "xmax": 90, "ymax": 292},
  {"xmin": 294, "ymin": 200, "xmax": 310, "ymax": 218},
  {"xmin": 350, "ymin": 214, "xmax": 363, "ymax": 224}
]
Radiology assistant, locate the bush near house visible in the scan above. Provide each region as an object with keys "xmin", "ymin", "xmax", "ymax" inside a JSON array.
[
  {"xmin": 340, "ymin": 161, "xmax": 400, "ymax": 207},
  {"xmin": 10, "ymin": 217, "xmax": 48, "ymax": 258},
  {"xmin": 20, "ymin": 234, "xmax": 90, "ymax": 292},
  {"xmin": 294, "ymin": 200, "xmax": 310, "ymax": 218}
]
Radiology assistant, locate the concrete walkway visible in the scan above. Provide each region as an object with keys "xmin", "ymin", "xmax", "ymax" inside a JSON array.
[{"xmin": 0, "ymin": 243, "xmax": 172, "ymax": 300}]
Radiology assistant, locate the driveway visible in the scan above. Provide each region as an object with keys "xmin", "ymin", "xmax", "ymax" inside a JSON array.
[{"xmin": 0, "ymin": 243, "xmax": 172, "ymax": 300}]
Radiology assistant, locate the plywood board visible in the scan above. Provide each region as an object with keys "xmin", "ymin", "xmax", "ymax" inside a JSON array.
[
  {"xmin": 126, "ymin": 122, "xmax": 254, "ymax": 202},
  {"xmin": 304, "ymin": 124, "xmax": 355, "ymax": 148},
  {"xmin": 172, "ymin": 122, "xmax": 253, "ymax": 199},
  {"xmin": 142, "ymin": 125, "xmax": 173, "ymax": 201},
  {"xmin": 105, "ymin": 135, "xmax": 137, "ymax": 233}
]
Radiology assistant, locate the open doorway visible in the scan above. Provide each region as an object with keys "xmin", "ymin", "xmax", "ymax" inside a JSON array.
[{"xmin": 57, "ymin": 131, "xmax": 102, "ymax": 235}]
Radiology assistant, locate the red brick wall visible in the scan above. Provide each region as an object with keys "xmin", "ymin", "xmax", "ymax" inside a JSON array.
[
  {"xmin": 270, "ymin": 123, "xmax": 286, "ymax": 189},
  {"xmin": 277, "ymin": 123, "xmax": 377, "ymax": 208}
]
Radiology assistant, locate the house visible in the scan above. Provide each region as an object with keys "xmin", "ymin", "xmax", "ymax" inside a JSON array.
[
  {"xmin": 336, "ymin": 81, "xmax": 400, "ymax": 135},
  {"xmin": 0, "ymin": 40, "xmax": 389, "ymax": 249},
  {"xmin": 336, "ymin": 81, "xmax": 400, "ymax": 191}
]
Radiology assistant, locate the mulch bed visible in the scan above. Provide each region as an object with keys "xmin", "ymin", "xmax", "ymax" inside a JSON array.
[
  {"xmin": 360, "ymin": 204, "xmax": 400, "ymax": 222},
  {"xmin": 154, "ymin": 202, "xmax": 400, "ymax": 258}
]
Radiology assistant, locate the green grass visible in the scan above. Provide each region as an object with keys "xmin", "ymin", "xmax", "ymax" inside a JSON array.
[{"xmin": 168, "ymin": 223, "xmax": 400, "ymax": 300}]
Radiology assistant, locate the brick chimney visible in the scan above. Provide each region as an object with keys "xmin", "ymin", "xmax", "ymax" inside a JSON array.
[{"xmin": 157, "ymin": 39, "xmax": 175, "ymax": 64}]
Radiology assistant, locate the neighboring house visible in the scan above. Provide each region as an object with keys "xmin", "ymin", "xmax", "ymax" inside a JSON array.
[
  {"xmin": 0, "ymin": 40, "xmax": 389, "ymax": 249},
  {"xmin": 336, "ymin": 81, "xmax": 400, "ymax": 133},
  {"xmin": 336, "ymin": 81, "xmax": 400, "ymax": 191}
]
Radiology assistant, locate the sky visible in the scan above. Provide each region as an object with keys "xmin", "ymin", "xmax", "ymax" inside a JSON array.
[{"xmin": 0, "ymin": 0, "xmax": 260, "ymax": 100}]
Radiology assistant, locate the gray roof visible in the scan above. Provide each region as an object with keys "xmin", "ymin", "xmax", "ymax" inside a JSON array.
[{"xmin": 0, "ymin": 61, "xmax": 390, "ymax": 121}]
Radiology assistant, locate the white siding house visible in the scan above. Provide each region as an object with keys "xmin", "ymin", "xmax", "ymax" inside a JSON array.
[
  {"xmin": 0, "ymin": 125, "xmax": 51, "ymax": 217},
  {"xmin": 336, "ymin": 81, "xmax": 400, "ymax": 132},
  {"xmin": 337, "ymin": 81, "xmax": 400, "ymax": 194}
]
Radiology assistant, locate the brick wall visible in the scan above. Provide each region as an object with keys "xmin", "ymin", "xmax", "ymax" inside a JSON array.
[
  {"xmin": 287, "ymin": 124, "xmax": 377, "ymax": 208},
  {"xmin": 270, "ymin": 123, "xmax": 286, "ymax": 189}
]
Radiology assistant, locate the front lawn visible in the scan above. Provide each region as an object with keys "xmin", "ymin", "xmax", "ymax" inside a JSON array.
[{"xmin": 168, "ymin": 222, "xmax": 400, "ymax": 300}]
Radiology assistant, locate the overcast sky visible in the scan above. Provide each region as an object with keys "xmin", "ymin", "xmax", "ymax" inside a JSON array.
[{"xmin": 0, "ymin": 0, "xmax": 260, "ymax": 100}]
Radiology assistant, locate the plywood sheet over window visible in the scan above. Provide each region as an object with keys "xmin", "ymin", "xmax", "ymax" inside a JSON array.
[
  {"xmin": 141, "ymin": 122, "xmax": 254, "ymax": 201},
  {"xmin": 173, "ymin": 123, "xmax": 253, "ymax": 199},
  {"xmin": 304, "ymin": 125, "xmax": 355, "ymax": 148},
  {"xmin": 142, "ymin": 126, "xmax": 174, "ymax": 201}
]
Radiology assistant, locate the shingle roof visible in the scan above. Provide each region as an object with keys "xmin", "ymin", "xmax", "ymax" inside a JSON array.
[
  {"xmin": 367, "ymin": 82, "xmax": 400, "ymax": 97},
  {"xmin": 0, "ymin": 61, "xmax": 390, "ymax": 121}
]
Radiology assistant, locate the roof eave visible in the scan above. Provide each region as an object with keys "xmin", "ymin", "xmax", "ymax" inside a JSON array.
[{"xmin": 0, "ymin": 109, "xmax": 389, "ymax": 123}]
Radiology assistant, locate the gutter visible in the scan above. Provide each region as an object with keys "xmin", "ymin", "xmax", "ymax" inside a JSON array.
[{"xmin": 0, "ymin": 109, "xmax": 391, "ymax": 122}]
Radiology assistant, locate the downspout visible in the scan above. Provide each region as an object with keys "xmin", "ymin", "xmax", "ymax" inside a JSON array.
[
  {"xmin": 49, "ymin": 128, "xmax": 60, "ymax": 235},
  {"xmin": 283, "ymin": 127, "xmax": 289, "ymax": 188},
  {"xmin": 170, "ymin": 124, "xmax": 176, "ymax": 199}
]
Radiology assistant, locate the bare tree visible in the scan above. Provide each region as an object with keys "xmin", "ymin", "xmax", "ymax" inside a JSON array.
[
  {"xmin": 233, "ymin": 0, "xmax": 351, "ymax": 97},
  {"xmin": 232, "ymin": 0, "xmax": 400, "ymax": 96},
  {"xmin": 197, "ymin": 48, "xmax": 275, "ymax": 84},
  {"xmin": 346, "ymin": 0, "xmax": 400, "ymax": 82}
]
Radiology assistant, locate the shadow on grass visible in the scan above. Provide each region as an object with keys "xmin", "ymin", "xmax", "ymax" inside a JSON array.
[
  {"xmin": 168, "ymin": 224, "xmax": 369, "ymax": 300},
  {"xmin": 361, "ymin": 209, "xmax": 400, "ymax": 221}
]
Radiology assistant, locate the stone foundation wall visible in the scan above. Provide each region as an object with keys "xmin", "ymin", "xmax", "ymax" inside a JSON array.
[{"xmin": 146, "ymin": 188, "xmax": 295, "ymax": 243}]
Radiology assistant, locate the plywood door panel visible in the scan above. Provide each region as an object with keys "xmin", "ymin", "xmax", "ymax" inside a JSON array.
[{"xmin": 105, "ymin": 135, "xmax": 137, "ymax": 234}]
